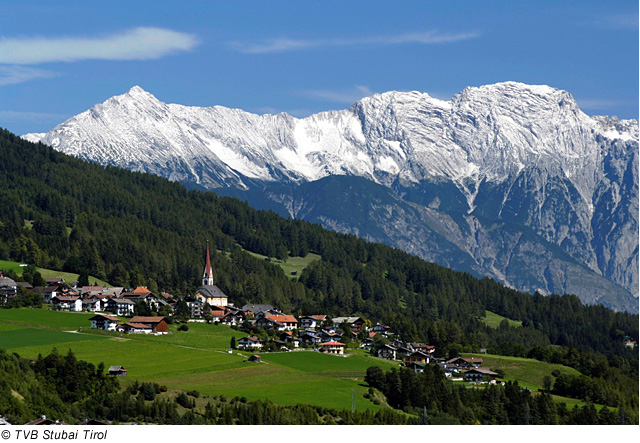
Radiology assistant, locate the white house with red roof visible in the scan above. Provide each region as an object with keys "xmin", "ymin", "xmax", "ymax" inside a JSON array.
[
  {"xmin": 319, "ymin": 340, "xmax": 345, "ymax": 355},
  {"xmin": 256, "ymin": 313, "xmax": 298, "ymax": 331}
]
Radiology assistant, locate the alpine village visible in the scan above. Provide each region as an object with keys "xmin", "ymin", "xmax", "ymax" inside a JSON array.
[{"xmin": 0, "ymin": 131, "xmax": 638, "ymax": 426}]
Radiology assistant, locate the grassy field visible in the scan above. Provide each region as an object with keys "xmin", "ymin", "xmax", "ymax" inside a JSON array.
[
  {"xmin": 242, "ymin": 251, "xmax": 321, "ymax": 279},
  {"xmin": 482, "ymin": 310, "xmax": 523, "ymax": 328},
  {"xmin": 461, "ymin": 352, "xmax": 612, "ymax": 411},
  {"xmin": 462, "ymin": 352, "xmax": 580, "ymax": 391},
  {"xmin": 0, "ymin": 308, "xmax": 395, "ymax": 411},
  {"xmin": 0, "ymin": 259, "xmax": 109, "ymax": 286}
]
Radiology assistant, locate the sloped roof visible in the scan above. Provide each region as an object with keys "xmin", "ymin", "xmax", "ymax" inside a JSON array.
[
  {"xmin": 197, "ymin": 285, "xmax": 228, "ymax": 299},
  {"xmin": 265, "ymin": 313, "xmax": 298, "ymax": 323},
  {"xmin": 89, "ymin": 314, "xmax": 120, "ymax": 322},
  {"xmin": 0, "ymin": 277, "xmax": 17, "ymax": 287},
  {"xmin": 123, "ymin": 322, "xmax": 152, "ymax": 329},
  {"xmin": 130, "ymin": 316, "xmax": 166, "ymax": 324},
  {"xmin": 332, "ymin": 316, "xmax": 364, "ymax": 324},
  {"xmin": 320, "ymin": 340, "xmax": 345, "ymax": 346},
  {"xmin": 242, "ymin": 303, "xmax": 274, "ymax": 312}
]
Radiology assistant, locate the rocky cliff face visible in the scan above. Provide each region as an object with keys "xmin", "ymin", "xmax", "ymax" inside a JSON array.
[{"xmin": 24, "ymin": 82, "xmax": 639, "ymax": 311}]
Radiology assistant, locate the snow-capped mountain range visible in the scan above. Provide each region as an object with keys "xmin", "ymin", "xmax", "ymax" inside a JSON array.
[{"xmin": 24, "ymin": 82, "xmax": 639, "ymax": 312}]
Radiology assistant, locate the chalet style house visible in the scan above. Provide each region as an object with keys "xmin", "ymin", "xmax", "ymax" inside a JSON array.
[
  {"xmin": 238, "ymin": 336, "xmax": 263, "ymax": 349},
  {"xmin": 319, "ymin": 340, "xmax": 345, "ymax": 355},
  {"xmin": 0, "ymin": 276, "xmax": 17, "ymax": 302},
  {"xmin": 332, "ymin": 316, "xmax": 365, "ymax": 332},
  {"xmin": 300, "ymin": 315, "xmax": 327, "ymax": 329},
  {"xmin": 255, "ymin": 313, "xmax": 298, "ymax": 331},
  {"xmin": 89, "ymin": 314, "xmax": 120, "ymax": 331},
  {"xmin": 446, "ymin": 357, "xmax": 483, "ymax": 368}
]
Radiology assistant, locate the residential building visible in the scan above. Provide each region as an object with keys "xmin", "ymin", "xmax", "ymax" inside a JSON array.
[
  {"xmin": 377, "ymin": 344, "xmax": 397, "ymax": 360},
  {"xmin": 238, "ymin": 336, "xmax": 263, "ymax": 350},
  {"xmin": 319, "ymin": 340, "xmax": 345, "ymax": 355},
  {"xmin": 300, "ymin": 315, "xmax": 327, "ymax": 329},
  {"xmin": 105, "ymin": 297, "xmax": 135, "ymax": 316},
  {"xmin": 0, "ymin": 277, "xmax": 17, "ymax": 302},
  {"xmin": 51, "ymin": 295, "xmax": 82, "ymax": 312},
  {"xmin": 255, "ymin": 313, "xmax": 298, "ymax": 331},
  {"xmin": 332, "ymin": 316, "xmax": 365, "ymax": 332},
  {"xmin": 89, "ymin": 314, "xmax": 120, "ymax": 331},
  {"xmin": 405, "ymin": 351, "xmax": 430, "ymax": 365},
  {"xmin": 462, "ymin": 367, "xmax": 498, "ymax": 382}
]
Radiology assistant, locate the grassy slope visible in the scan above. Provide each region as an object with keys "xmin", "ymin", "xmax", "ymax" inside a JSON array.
[
  {"xmin": 1, "ymin": 309, "xmax": 609, "ymax": 413},
  {"xmin": 242, "ymin": 252, "xmax": 321, "ymax": 279},
  {"xmin": 482, "ymin": 310, "xmax": 523, "ymax": 328},
  {"xmin": 462, "ymin": 352, "xmax": 610, "ymax": 411},
  {"xmin": 0, "ymin": 259, "xmax": 110, "ymax": 287},
  {"xmin": 0, "ymin": 308, "xmax": 395, "ymax": 411}
]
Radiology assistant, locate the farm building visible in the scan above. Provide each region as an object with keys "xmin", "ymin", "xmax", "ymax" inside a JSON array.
[
  {"xmin": 108, "ymin": 366, "xmax": 127, "ymax": 377},
  {"xmin": 128, "ymin": 316, "xmax": 169, "ymax": 334}
]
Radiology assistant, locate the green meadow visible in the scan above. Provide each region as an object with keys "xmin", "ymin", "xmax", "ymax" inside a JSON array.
[
  {"xmin": 462, "ymin": 352, "xmax": 581, "ymax": 390},
  {"xmin": 241, "ymin": 251, "xmax": 321, "ymax": 279},
  {"xmin": 0, "ymin": 259, "xmax": 109, "ymax": 286},
  {"xmin": 0, "ymin": 308, "xmax": 396, "ymax": 411},
  {"xmin": 482, "ymin": 310, "xmax": 523, "ymax": 329}
]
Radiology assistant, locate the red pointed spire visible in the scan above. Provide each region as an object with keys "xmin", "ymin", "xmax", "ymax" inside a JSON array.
[{"xmin": 203, "ymin": 242, "xmax": 214, "ymax": 286}]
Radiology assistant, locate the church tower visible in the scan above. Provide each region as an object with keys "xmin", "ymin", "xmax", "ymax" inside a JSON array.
[{"xmin": 202, "ymin": 242, "xmax": 214, "ymax": 286}]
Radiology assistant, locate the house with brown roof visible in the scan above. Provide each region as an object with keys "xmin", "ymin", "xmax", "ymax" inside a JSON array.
[
  {"xmin": 220, "ymin": 311, "xmax": 243, "ymax": 326},
  {"xmin": 447, "ymin": 357, "xmax": 483, "ymax": 368},
  {"xmin": 89, "ymin": 314, "xmax": 120, "ymax": 331},
  {"xmin": 300, "ymin": 315, "xmax": 327, "ymax": 329},
  {"xmin": 377, "ymin": 344, "xmax": 397, "ymax": 360},
  {"xmin": 51, "ymin": 295, "xmax": 82, "ymax": 312},
  {"xmin": 404, "ymin": 351, "xmax": 431, "ymax": 365},
  {"xmin": 462, "ymin": 367, "xmax": 498, "ymax": 382},
  {"xmin": 121, "ymin": 287, "xmax": 164, "ymax": 310},
  {"xmin": 119, "ymin": 322, "xmax": 152, "ymax": 334},
  {"xmin": 238, "ymin": 336, "xmax": 264, "ymax": 349},
  {"xmin": 128, "ymin": 316, "xmax": 169, "ymax": 334}
]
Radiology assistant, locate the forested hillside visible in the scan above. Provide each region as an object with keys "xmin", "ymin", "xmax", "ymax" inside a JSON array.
[{"xmin": 0, "ymin": 128, "xmax": 637, "ymax": 363}]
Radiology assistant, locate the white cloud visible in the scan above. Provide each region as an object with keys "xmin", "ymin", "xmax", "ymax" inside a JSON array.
[
  {"xmin": 575, "ymin": 98, "xmax": 626, "ymax": 111},
  {"xmin": 301, "ymin": 85, "xmax": 375, "ymax": 104},
  {"xmin": 590, "ymin": 13, "xmax": 638, "ymax": 30},
  {"xmin": 0, "ymin": 27, "xmax": 198, "ymax": 65},
  {"xmin": 0, "ymin": 65, "xmax": 57, "ymax": 85},
  {"xmin": 0, "ymin": 109, "xmax": 67, "ymax": 123},
  {"xmin": 230, "ymin": 30, "xmax": 479, "ymax": 54}
]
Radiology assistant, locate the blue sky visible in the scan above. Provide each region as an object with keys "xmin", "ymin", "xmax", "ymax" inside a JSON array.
[{"xmin": 1, "ymin": 0, "xmax": 637, "ymax": 135}]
